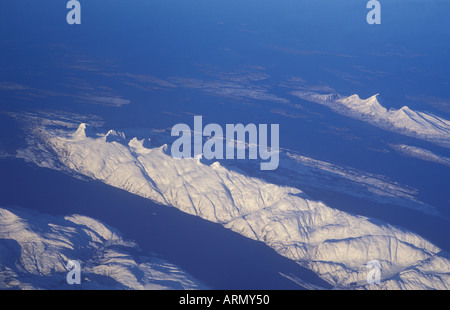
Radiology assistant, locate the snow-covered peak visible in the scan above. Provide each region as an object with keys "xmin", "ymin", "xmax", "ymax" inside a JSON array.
[
  {"xmin": 72, "ymin": 123, "xmax": 98, "ymax": 140},
  {"xmin": 337, "ymin": 93, "xmax": 387, "ymax": 116},
  {"xmin": 73, "ymin": 123, "xmax": 87, "ymax": 139},
  {"xmin": 128, "ymin": 137, "xmax": 152, "ymax": 155},
  {"xmin": 105, "ymin": 129, "xmax": 126, "ymax": 144}
]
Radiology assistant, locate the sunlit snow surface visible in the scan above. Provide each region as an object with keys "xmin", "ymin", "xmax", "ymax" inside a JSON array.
[
  {"xmin": 0, "ymin": 207, "xmax": 207, "ymax": 290},
  {"xmin": 13, "ymin": 113, "xmax": 450, "ymax": 290},
  {"xmin": 292, "ymin": 92, "xmax": 450, "ymax": 148}
]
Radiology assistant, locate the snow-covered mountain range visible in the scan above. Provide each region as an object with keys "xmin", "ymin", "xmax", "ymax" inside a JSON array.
[
  {"xmin": 291, "ymin": 92, "xmax": 450, "ymax": 148},
  {"xmin": 13, "ymin": 115, "xmax": 450, "ymax": 289},
  {"xmin": 0, "ymin": 206, "xmax": 207, "ymax": 290}
]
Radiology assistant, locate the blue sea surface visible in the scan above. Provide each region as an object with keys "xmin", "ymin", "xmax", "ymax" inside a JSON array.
[{"xmin": 1, "ymin": 0, "xmax": 449, "ymax": 289}]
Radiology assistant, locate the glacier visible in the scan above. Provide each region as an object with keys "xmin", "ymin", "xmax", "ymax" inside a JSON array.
[
  {"xmin": 14, "ymin": 116, "xmax": 450, "ymax": 290},
  {"xmin": 0, "ymin": 206, "xmax": 208, "ymax": 290},
  {"xmin": 291, "ymin": 91, "xmax": 450, "ymax": 148}
]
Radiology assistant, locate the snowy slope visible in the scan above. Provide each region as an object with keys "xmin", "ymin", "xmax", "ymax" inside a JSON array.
[
  {"xmin": 291, "ymin": 92, "xmax": 450, "ymax": 148},
  {"xmin": 15, "ymin": 120, "xmax": 450, "ymax": 289},
  {"xmin": 0, "ymin": 207, "xmax": 207, "ymax": 290},
  {"xmin": 389, "ymin": 144, "xmax": 450, "ymax": 167}
]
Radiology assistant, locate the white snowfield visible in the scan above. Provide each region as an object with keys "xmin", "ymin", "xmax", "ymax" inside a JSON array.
[
  {"xmin": 0, "ymin": 207, "xmax": 207, "ymax": 290},
  {"xmin": 16, "ymin": 122, "xmax": 450, "ymax": 290},
  {"xmin": 291, "ymin": 92, "xmax": 450, "ymax": 148}
]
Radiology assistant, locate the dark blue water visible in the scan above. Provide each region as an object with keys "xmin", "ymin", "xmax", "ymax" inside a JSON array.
[{"xmin": 1, "ymin": 0, "xmax": 449, "ymax": 289}]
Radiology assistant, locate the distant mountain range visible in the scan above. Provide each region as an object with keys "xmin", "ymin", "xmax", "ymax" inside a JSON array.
[
  {"xmin": 291, "ymin": 92, "xmax": 450, "ymax": 148},
  {"xmin": 11, "ymin": 114, "xmax": 450, "ymax": 289}
]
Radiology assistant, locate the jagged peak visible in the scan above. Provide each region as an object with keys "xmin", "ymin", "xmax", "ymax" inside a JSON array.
[
  {"xmin": 339, "ymin": 93, "xmax": 383, "ymax": 108},
  {"xmin": 127, "ymin": 137, "xmax": 152, "ymax": 155},
  {"xmin": 392, "ymin": 105, "xmax": 416, "ymax": 118},
  {"xmin": 159, "ymin": 143, "xmax": 169, "ymax": 154},
  {"xmin": 105, "ymin": 129, "xmax": 126, "ymax": 143},
  {"xmin": 341, "ymin": 93, "xmax": 380, "ymax": 102},
  {"xmin": 365, "ymin": 93, "xmax": 382, "ymax": 106},
  {"xmin": 73, "ymin": 123, "xmax": 87, "ymax": 139},
  {"xmin": 72, "ymin": 123, "xmax": 99, "ymax": 139},
  {"xmin": 128, "ymin": 137, "xmax": 145, "ymax": 149},
  {"xmin": 368, "ymin": 93, "xmax": 380, "ymax": 100},
  {"xmin": 106, "ymin": 129, "xmax": 125, "ymax": 138}
]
